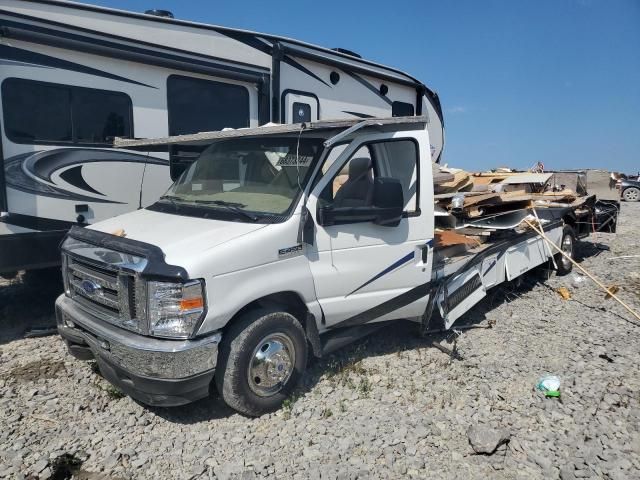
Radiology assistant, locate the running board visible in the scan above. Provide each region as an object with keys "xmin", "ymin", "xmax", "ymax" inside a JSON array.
[{"xmin": 320, "ymin": 322, "xmax": 390, "ymax": 355}]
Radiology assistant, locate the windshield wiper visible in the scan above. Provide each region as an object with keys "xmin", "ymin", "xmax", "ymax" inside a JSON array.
[
  {"xmin": 192, "ymin": 200, "xmax": 259, "ymax": 221},
  {"xmin": 159, "ymin": 194, "xmax": 181, "ymax": 210}
]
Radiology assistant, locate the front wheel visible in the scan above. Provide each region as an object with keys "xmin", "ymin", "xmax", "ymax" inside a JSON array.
[
  {"xmin": 214, "ymin": 310, "xmax": 307, "ymax": 416},
  {"xmin": 623, "ymin": 187, "xmax": 640, "ymax": 202},
  {"xmin": 555, "ymin": 225, "xmax": 575, "ymax": 276}
]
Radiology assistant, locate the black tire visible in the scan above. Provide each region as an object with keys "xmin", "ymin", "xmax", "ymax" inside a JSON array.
[
  {"xmin": 214, "ymin": 309, "xmax": 307, "ymax": 416},
  {"xmin": 622, "ymin": 187, "xmax": 640, "ymax": 202},
  {"xmin": 555, "ymin": 225, "xmax": 575, "ymax": 276}
]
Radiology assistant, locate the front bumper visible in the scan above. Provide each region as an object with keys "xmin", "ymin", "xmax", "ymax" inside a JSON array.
[{"xmin": 55, "ymin": 295, "xmax": 221, "ymax": 407}]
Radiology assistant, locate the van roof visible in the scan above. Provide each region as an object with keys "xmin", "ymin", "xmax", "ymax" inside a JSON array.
[{"xmin": 114, "ymin": 116, "xmax": 429, "ymax": 150}]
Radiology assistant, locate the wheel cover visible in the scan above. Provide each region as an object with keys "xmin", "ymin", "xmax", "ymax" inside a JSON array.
[
  {"xmin": 624, "ymin": 188, "xmax": 639, "ymax": 201},
  {"xmin": 247, "ymin": 333, "xmax": 296, "ymax": 397},
  {"xmin": 560, "ymin": 234, "xmax": 573, "ymax": 270}
]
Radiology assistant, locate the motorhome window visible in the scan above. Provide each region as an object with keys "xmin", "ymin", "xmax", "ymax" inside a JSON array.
[
  {"xmin": 392, "ymin": 101, "xmax": 415, "ymax": 117},
  {"xmin": 73, "ymin": 89, "xmax": 132, "ymax": 143},
  {"xmin": 2, "ymin": 79, "xmax": 72, "ymax": 143},
  {"xmin": 167, "ymin": 75, "xmax": 250, "ymax": 135},
  {"xmin": 162, "ymin": 137, "xmax": 323, "ymax": 220},
  {"xmin": 167, "ymin": 75, "xmax": 251, "ymax": 179},
  {"xmin": 1, "ymin": 78, "xmax": 132, "ymax": 145}
]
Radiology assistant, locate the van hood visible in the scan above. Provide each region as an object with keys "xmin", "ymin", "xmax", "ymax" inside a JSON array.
[{"xmin": 89, "ymin": 208, "xmax": 267, "ymax": 262}]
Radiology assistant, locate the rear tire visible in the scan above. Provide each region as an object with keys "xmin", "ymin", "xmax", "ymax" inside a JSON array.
[
  {"xmin": 214, "ymin": 309, "xmax": 307, "ymax": 416},
  {"xmin": 555, "ymin": 225, "xmax": 575, "ymax": 276},
  {"xmin": 623, "ymin": 187, "xmax": 640, "ymax": 202}
]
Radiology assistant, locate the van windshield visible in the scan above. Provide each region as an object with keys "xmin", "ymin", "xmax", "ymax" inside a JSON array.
[{"xmin": 160, "ymin": 137, "xmax": 324, "ymax": 220}]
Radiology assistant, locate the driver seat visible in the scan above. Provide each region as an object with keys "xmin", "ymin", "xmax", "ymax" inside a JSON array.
[{"xmin": 333, "ymin": 157, "xmax": 374, "ymax": 208}]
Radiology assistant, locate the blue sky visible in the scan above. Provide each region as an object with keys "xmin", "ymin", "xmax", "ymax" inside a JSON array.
[{"xmin": 87, "ymin": 0, "xmax": 639, "ymax": 173}]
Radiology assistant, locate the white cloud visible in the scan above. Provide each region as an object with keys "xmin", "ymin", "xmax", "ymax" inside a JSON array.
[{"xmin": 447, "ymin": 106, "xmax": 467, "ymax": 114}]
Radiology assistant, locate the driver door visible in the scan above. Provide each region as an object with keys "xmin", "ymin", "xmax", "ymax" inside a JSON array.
[{"xmin": 306, "ymin": 131, "xmax": 433, "ymax": 329}]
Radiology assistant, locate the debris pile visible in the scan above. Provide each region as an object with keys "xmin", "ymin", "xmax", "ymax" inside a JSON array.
[{"xmin": 432, "ymin": 164, "xmax": 597, "ymax": 249}]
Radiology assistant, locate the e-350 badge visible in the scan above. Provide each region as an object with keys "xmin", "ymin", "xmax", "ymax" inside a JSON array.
[{"xmin": 278, "ymin": 244, "xmax": 303, "ymax": 257}]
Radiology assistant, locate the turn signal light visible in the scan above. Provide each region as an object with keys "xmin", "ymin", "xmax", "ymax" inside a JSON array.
[{"xmin": 180, "ymin": 297, "xmax": 204, "ymax": 311}]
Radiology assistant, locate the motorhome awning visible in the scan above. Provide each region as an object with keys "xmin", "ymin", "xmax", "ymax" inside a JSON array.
[{"xmin": 113, "ymin": 115, "xmax": 428, "ymax": 151}]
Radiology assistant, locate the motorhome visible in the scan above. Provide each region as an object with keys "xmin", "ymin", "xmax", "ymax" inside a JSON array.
[
  {"xmin": 55, "ymin": 116, "xmax": 615, "ymax": 416},
  {"xmin": 0, "ymin": 0, "xmax": 444, "ymax": 275}
]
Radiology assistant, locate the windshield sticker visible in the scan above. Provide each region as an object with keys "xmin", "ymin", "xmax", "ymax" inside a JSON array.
[{"xmin": 276, "ymin": 154, "xmax": 313, "ymax": 167}]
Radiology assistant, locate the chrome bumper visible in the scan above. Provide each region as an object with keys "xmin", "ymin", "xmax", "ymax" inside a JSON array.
[{"xmin": 55, "ymin": 294, "xmax": 221, "ymax": 380}]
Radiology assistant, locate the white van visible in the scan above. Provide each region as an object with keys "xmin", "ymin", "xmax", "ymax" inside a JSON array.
[{"xmin": 55, "ymin": 117, "xmax": 582, "ymax": 416}]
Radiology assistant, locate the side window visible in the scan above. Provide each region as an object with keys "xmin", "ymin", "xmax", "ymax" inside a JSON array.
[
  {"xmin": 319, "ymin": 139, "xmax": 419, "ymax": 214},
  {"xmin": 167, "ymin": 75, "xmax": 250, "ymax": 179},
  {"xmin": 167, "ymin": 75, "xmax": 250, "ymax": 135},
  {"xmin": 371, "ymin": 140, "xmax": 419, "ymax": 212},
  {"xmin": 320, "ymin": 145, "xmax": 376, "ymax": 207},
  {"xmin": 73, "ymin": 89, "xmax": 132, "ymax": 143},
  {"xmin": 1, "ymin": 78, "xmax": 132, "ymax": 145},
  {"xmin": 392, "ymin": 101, "xmax": 415, "ymax": 117},
  {"xmin": 320, "ymin": 144, "xmax": 348, "ymax": 175}
]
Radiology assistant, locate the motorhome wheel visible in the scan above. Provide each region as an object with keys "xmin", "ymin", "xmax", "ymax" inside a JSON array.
[{"xmin": 215, "ymin": 310, "xmax": 307, "ymax": 416}]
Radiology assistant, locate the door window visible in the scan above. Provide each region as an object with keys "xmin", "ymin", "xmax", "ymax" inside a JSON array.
[
  {"xmin": 318, "ymin": 139, "xmax": 419, "ymax": 214},
  {"xmin": 370, "ymin": 140, "xmax": 419, "ymax": 212},
  {"xmin": 319, "ymin": 145, "xmax": 376, "ymax": 208}
]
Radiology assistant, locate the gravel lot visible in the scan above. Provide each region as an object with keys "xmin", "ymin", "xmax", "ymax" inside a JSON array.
[{"xmin": 1, "ymin": 202, "xmax": 639, "ymax": 480}]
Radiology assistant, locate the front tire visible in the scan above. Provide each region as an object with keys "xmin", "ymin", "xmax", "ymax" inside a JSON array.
[
  {"xmin": 623, "ymin": 187, "xmax": 640, "ymax": 202},
  {"xmin": 555, "ymin": 225, "xmax": 575, "ymax": 276},
  {"xmin": 215, "ymin": 309, "xmax": 307, "ymax": 416}
]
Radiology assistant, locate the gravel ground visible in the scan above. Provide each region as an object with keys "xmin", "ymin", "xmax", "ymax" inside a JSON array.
[{"xmin": 1, "ymin": 202, "xmax": 639, "ymax": 480}]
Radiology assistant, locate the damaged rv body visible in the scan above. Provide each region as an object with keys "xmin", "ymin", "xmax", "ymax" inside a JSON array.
[{"xmin": 55, "ymin": 117, "xmax": 617, "ymax": 415}]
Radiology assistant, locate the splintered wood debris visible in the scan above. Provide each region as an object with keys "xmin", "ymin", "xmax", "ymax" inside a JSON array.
[{"xmin": 431, "ymin": 163, "xmax": 596, "ymax": 256}]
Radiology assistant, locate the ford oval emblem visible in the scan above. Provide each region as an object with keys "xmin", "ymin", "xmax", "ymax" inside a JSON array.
[{"xmin": 80, "ymin": 279, "xmax": 102, "ymax": 295}]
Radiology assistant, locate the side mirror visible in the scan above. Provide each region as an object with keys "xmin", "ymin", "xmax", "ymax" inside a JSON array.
[
  {"xmin": 372, "ymin": 177, "xmax": 404, "ymax": 226},
  {"xmin": 317, "ymin": 177, "xmax": 404, "ymax": 227}
]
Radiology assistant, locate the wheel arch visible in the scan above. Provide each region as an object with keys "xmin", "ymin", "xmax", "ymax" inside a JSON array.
[
  {"xmin": 225, "ymin": 291, "xmax": 323, "ymax": 358},
  {"xmin": 232, "ymin": 291, "xmax": 309, "ymax": 325}
]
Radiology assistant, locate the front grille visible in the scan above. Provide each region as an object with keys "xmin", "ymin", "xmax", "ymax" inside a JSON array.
[{"xmin": 65, "ymin": 254, "xmax": 141, "ymax": 332}]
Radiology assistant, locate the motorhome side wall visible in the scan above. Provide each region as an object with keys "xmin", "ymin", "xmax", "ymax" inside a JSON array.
[
  {"xmin": 279, "ymin": 56, "xmax": 444, "ymax": 163},
  {"xmin": 0, "ymin": 0, "xmax": 444, "ymax": 273},
  {"xmin": 0, "ymin": 0, "xmax": 271, "ymax": 272}
]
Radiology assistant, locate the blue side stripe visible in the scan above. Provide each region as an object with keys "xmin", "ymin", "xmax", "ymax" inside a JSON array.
[{"xmin": 346, "ymin": 251, "xmax": 415, "ymax": 297}]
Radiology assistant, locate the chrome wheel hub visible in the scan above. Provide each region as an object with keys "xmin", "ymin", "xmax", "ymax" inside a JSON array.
[
  {"xmin": 248, "ymin": 333, "xmax": 295, "ymax": 397},
  {"xmin": 561, "ymin": 234, "xmax": 573, "ymax": 270}
]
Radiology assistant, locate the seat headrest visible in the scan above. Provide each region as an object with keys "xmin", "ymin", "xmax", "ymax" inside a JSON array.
[{"xmin": 349, "ymin": 157, "xmax": 372, "ymax": 179}]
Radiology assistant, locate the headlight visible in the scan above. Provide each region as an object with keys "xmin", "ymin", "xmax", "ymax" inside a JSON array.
[{"xmin": 147, "ymin": 280, "xmax": 206, "ymax": 339}]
